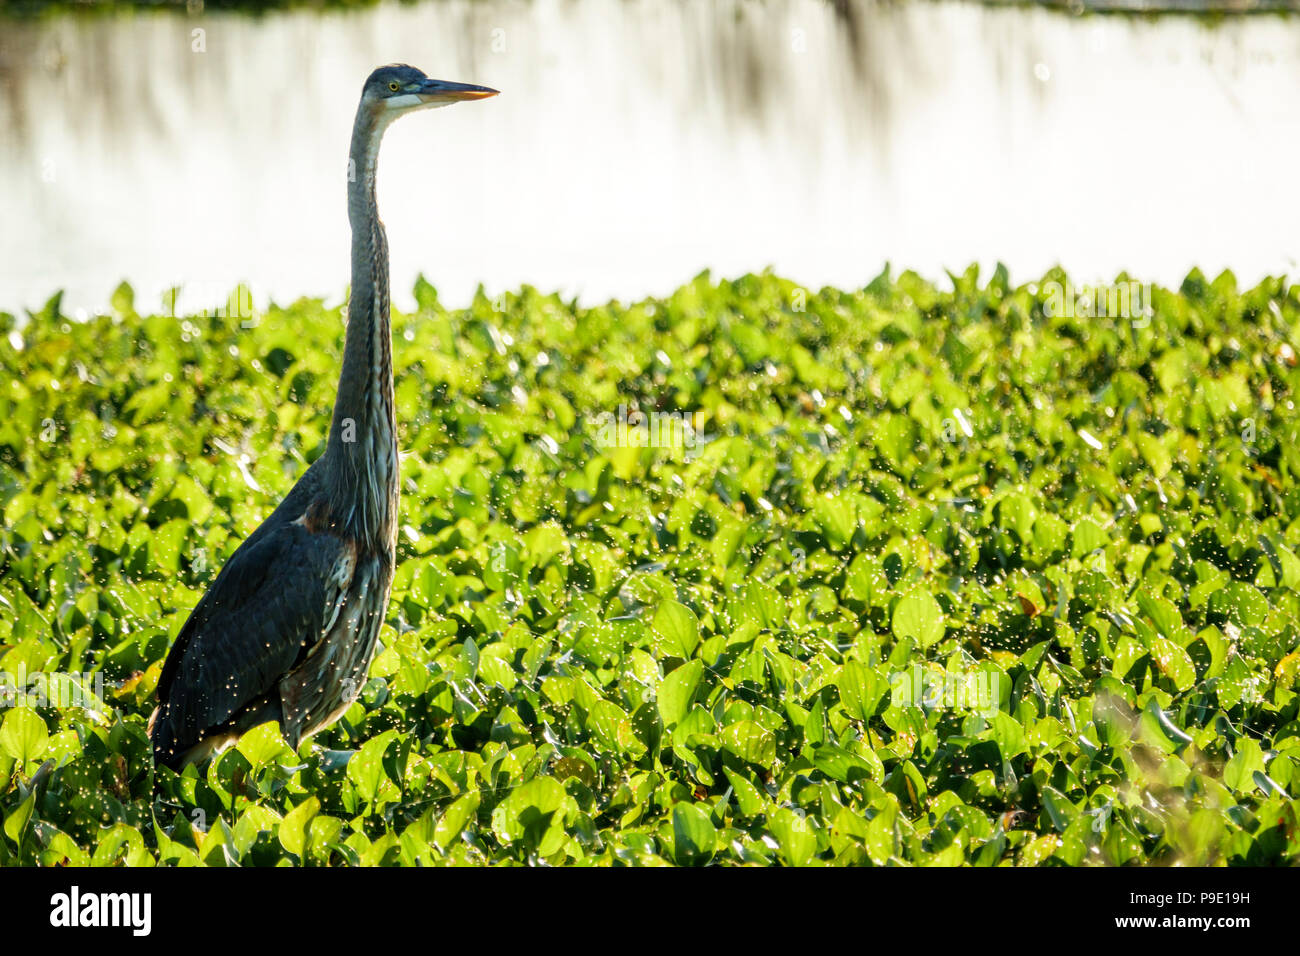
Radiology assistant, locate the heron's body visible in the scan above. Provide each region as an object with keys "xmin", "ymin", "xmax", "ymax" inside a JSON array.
[{"xmin": 149, "ymin": 65, "xmax": 496, "ymax": 769}]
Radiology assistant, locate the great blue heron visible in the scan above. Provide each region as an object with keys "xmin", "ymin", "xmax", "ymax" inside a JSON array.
[{"xmin": 149, "ymin": 65, "xmax": 497, "ymax": 769}]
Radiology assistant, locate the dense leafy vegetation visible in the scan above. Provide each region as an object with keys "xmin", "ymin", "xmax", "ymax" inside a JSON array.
[{"xmin": 1, "ymin": 266, "xmax": 1298, "ymax": 865}]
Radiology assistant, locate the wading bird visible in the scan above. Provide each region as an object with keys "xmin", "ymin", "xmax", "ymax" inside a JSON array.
[{"xmin": 149, "ymin": 65, "xmax": 497, "ymax": 768}]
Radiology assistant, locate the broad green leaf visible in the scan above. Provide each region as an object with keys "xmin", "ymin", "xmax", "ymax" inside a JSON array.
[
  {"xmin": 658, "ymin": 660, "xmax": 704, "ymax": 727},
  {"xmin": 1223, "ymin": 738, "xmax": 1266, "ymax": 793},
  {"xmin": 837, "ymin": 661, "xmax": 887, "ymax": 721},
  {"xmin": 0, "ymin": 708, "xmax": 47, "ymax": 766},
  {"xmin": 720, "ymin": 720, "xmax": 776, "ymax": 766},
  {"xmin": 769, "ymin": 807, "xmax": 818, "ymax": 866},
  {"xmin": 892, "ymin": 588, "xmax": 946, "ymax": 648},
  {"xmin": 653, "ymin": 600, "xmax": 700, "ymax": 658},
  {"xmin": 671, "ymin": 802, "xmax": 716, "ymax": 865},
  {"xmin": 434, "ymin": 792, "xmax": 481, "ymax": 849},
  {"xmin": 279, "ymin": 797, "xmax": 320, "ymax": 858}
]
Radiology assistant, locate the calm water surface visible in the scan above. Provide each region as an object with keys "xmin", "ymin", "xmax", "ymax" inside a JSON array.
[{"xmin": 1, "ymin": 0, "xmax": 1298, "ymax": 315}]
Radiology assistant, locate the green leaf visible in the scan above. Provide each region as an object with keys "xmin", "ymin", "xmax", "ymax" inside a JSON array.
[
  {"xmin": 990, "ymin": 712, "xmax": 1026, "ymax": 759},
  {"xmin": 491, "ymin": 777, "xmax": 567, "ymax": 853},
  {"xmin": 0, "ymin": 708, "xmax": 48, "ymax": 767},
  {"xmin": 892, "ymin": 588, "xmax": 946, "ymax": 648},
  {"xmin": 1223, "ymin": 738, "xmax": 1266, "ymax": 793},
  {"xmin": 742, "ymin": 580, "xmax": 783, "ymax": 630},
  {"xmin": 1210, "ymin": 583, "xmax": 1269, "ymax": 628},
  {"xmin": 1149, "ymin": 637, "xmax": 1196, "ymax": 692},
  {"xmin": 434, "ymin": 792, "xmax": 481, "ymax": 849},
  {"xmin": 653, "ymin": 600, "xmax": 700, "ymax": 658},
  {"xmin": 658, "ymin": 659, "xmax": 704, "ymax": 728},
  {"xmin": 837, "ymin": 661, "xmax": 887, "ymax": 721},
  {"xmin": 999, "ymin": 493, "xmax": 1036, "ymax": 544},
  {"xmin": 347, "ymin": 730, "xmax": 400, "ymax": 806},
  {"xmin": 3, "ymin": 792, "xmax": 34, "ymax": 848},
  {"xmin": 671, "ymin": 802, "xmax": 716, "ymax": 865},
  {"xmin": 720, "ymin": 720, "xmax": 776, "ymax": 766},
  {"xmin": 236, "ymin": 722, "xmax": 290, "ymax": 770},
  {"xmin": 723, "ymin": 768, "xmax": 769, "ymax": 817},
  {"xmin": 769, "ymin": 807, "xmax": 818, "ymax": 866},
  {"xmin": 1039, "ymin": 786, "xmax": 1077, "ymax": 832},
  {"xmin": 278, "ymin": 797, "xmax": 320, "ymax": 858},
  {"xmin": 812, "ymin": 743, "xmax": 883, "ymax": 783}
]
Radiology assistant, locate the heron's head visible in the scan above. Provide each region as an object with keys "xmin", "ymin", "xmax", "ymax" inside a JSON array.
[{"xmin": 361, "ymin": 64, "xmax": 498, "ymax": 120}]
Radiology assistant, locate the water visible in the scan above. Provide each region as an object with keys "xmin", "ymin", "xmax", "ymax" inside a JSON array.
[{"xmin": 1, "ymin": 0, "xmax": 1298, "ymax": 316}]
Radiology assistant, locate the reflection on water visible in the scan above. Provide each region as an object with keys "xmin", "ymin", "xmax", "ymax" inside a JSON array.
[{"xmin": 1, "ymin": 0, "xmax": 1298, "ymax": 315}]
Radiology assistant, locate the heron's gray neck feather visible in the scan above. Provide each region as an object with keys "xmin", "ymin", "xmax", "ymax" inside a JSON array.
[{"xmin": 325, "ymin": 108, "xmax": 399, "ymax": 554}]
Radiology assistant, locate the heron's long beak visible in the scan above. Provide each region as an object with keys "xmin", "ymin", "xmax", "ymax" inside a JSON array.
[{"xmin": 415, "ymin": 79, "xmax": 499, "ymax": 106}]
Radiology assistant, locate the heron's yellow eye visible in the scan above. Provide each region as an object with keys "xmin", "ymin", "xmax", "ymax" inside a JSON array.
[{"xmin": 388, "ymin": 81, "xmax": 400, "ymax": 92}]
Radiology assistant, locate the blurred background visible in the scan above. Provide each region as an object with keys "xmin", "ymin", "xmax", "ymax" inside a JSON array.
[{"xmin": 1, "ymin": 0, "xmax": 1298, "ymax": 316}]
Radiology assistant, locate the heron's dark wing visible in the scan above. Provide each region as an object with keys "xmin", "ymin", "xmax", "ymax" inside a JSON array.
[{"xmin": 153, "ymin": 520, "xmax": 352, "ymax": 757}]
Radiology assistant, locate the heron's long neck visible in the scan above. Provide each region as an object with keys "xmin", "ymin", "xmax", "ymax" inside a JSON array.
[{"xmin": 325, "ymin": 107, "xmax": 399, "ymax": 555}]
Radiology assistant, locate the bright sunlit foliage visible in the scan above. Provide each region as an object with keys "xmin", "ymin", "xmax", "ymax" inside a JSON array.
[{"xmin": 1, "ymin": 267, "xmax": 1298, "ymax": 865}]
